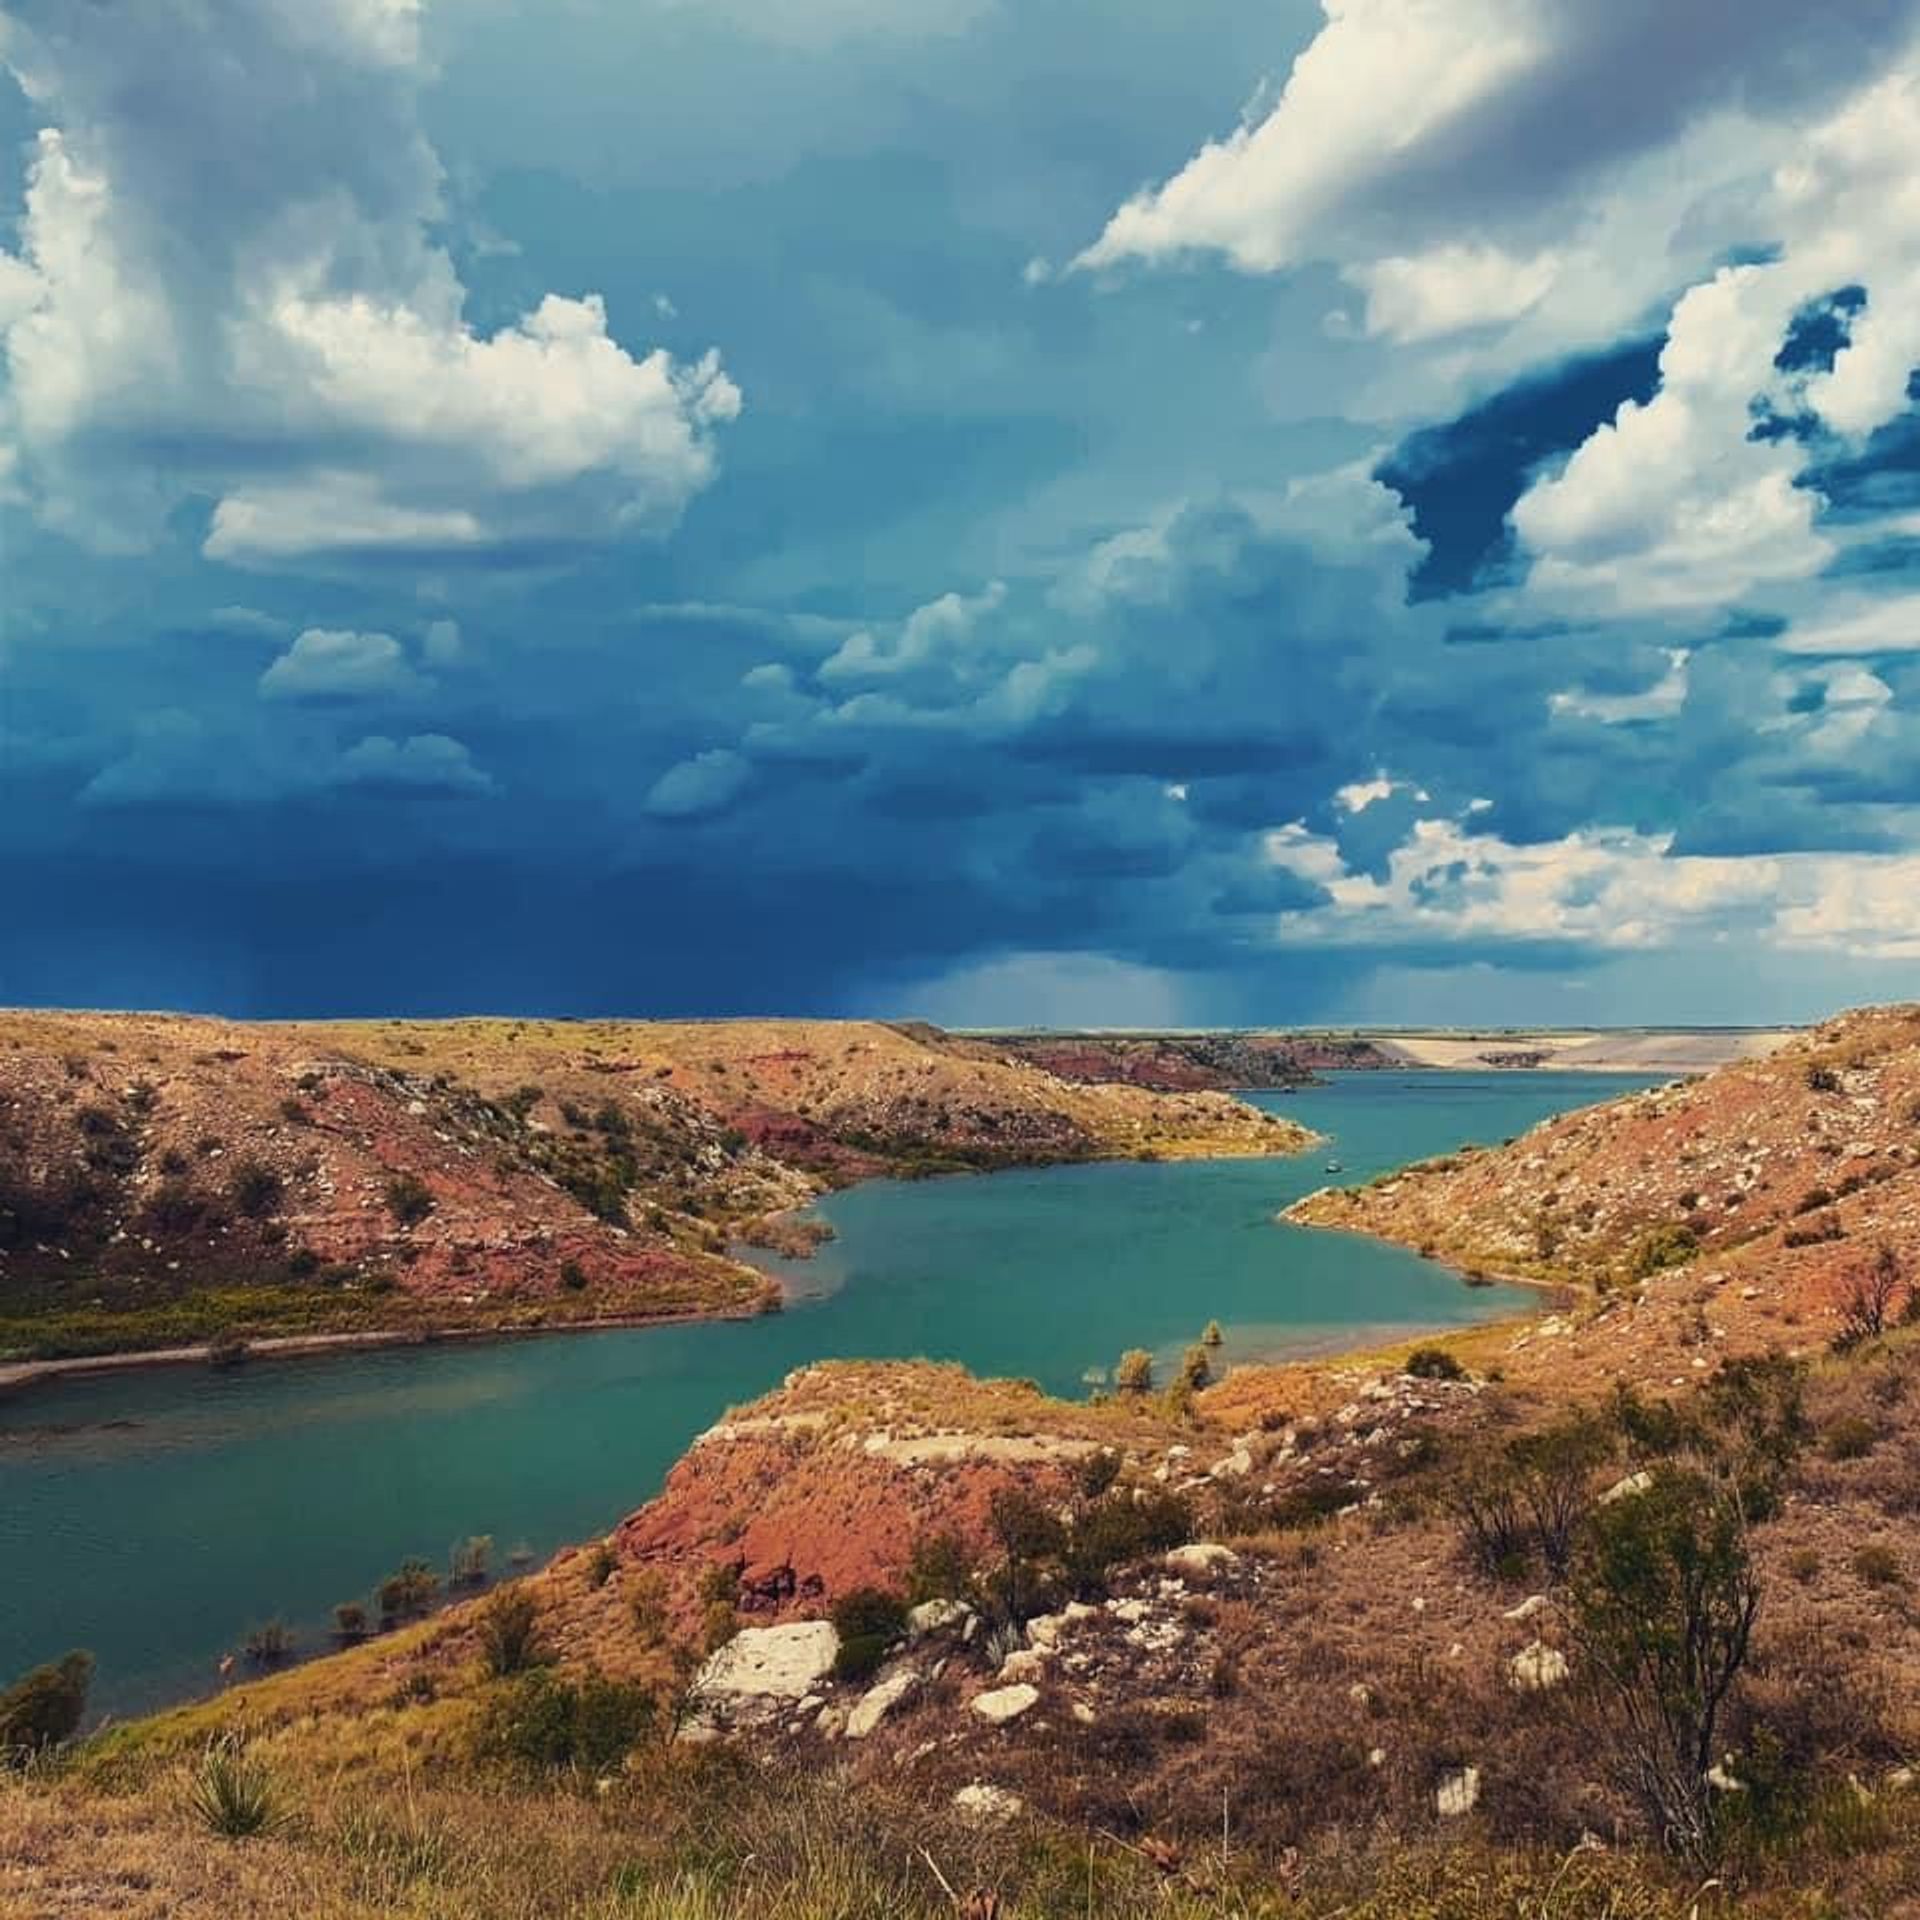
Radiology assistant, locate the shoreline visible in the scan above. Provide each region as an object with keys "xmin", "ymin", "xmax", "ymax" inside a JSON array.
[
  {"xmin": 0, "ymin": 1295, "xmax": 780, "ymax": 1400},
  {"xmin": 1279, "ymin": 1187, "xmax": 1577, "ymax": 1305},
  {"xmin": 0, "ymin": 1129, "xmax": 1315, "ymax": 1402}
]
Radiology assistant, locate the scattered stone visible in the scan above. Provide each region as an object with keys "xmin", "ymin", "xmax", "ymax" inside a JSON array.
[
  {"xmin": 953, "ymin": 1783, "xmax": 1025, "ymax": 1823},
  {"xmin": 845, "ymin": 1667, "xmax": 919, "ymax": 1739},
  {"xmin": 998, "ymin": 1648, "xmax": 1050, "ymax": 1683},
  {"xmin": 906, "ymin": 1598, "xmax": 971, "ymax": 1640},
  {"xmin": 1508, "ymin": 1641, "xmax": 1570, "ymax": 1693},
  {"xmin": 1436, "ymin": 1766, "xmax": 1481, "ymax": 1817},
  {"xmin": 1600, "ymin": 1470, "xmax": 1653, "ymax": 1506},
  {"xmin": 693, "ymin": 1621, "xmax": 838, "ymax": 1703},
  {"xmin": 972, "ymin": 1683, "xmax": 1040, "ymax": 1725},
  {"xmin": 1165, "ymin": 1543, "xmax": 1241, "ymax": 1578},
  {"xmin": 1503, "ymin": 1594, "xmax": 1548, "ymax": 1622},
  {"xmin": 1706, "ymin": 1761, "xmax": 1745, "ymax": 1793}
]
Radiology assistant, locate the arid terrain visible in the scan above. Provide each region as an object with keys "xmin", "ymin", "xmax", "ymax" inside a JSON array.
[
  {"xmin": 0, "ymin": 1011, "xmax": 1306, "ymax": 1369},
  {"xmin": 973, "ymin": 1031, "xmax": 1398, "ymax": 1091},
  {"xmin": 6, "ymin": 1008, "xmax": 1920, "ymax": 1918}
]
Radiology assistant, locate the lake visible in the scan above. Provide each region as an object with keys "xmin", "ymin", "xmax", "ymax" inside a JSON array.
[{"xmin": 0, "ymin": 1070, "xmax": 1652, "ymax": 1714}]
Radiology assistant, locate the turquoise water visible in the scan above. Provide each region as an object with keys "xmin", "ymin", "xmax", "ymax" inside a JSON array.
[{"xmin": 0, "ymin": 1071, "xmax": 1651, "ymax": 1714}]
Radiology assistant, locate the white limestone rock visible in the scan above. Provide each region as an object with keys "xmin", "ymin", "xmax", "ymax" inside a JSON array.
[
  {"xmin": 693, "ymin": 1621, "xmax": 838, "ymax": 1703},
  {"xmin": 971, "ymin": 1683, "xmax": 1040, "ymax": 1725}
]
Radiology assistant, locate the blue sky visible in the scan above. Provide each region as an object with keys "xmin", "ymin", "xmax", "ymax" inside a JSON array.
[{"xmin": 6, "ymin": 1, "xmax": 1920, "ymax": 1025}]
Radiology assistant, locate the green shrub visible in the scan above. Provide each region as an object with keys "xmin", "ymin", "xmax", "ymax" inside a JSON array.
[
  {"xmin": 242, "ymin": 1619, "xmax": 294, "ymax": 1667},
  {"xmin": 1824, "ymin": 1415, "xmax": 1879, "ymax": 1461},
  {"xmin": 1405, "ymin": 1345, "xmax": 1464, "ymax": 1381},
  {"xmin": 987, "ymin": 1485, "xmax": 1067, "ymax": 1623},
  {"xmin": 0, "ymin": 1650, "xmax": 92, "ymax": 1764},
  {"xmin": 478, "ymin": 1589, "xmax": 547, "ymax": 1677},
  {"xmin": 1629, "ymin": 1223, "xmax": 1697, "ymax": 1278},
  {"xmin": 629, "ymin": 1571, "xmax": 670, "ymax": 1645},
  {"xmin": 700, "ymin": 1600, "xmax": 739, "ymax": 1654},
  {"xmin": 1853, "ymin": 1543, "xmax": 1902, "ymax": 1587},
  {"xmin": 333, "ymin": 1603, "xmax": 369, "ymax": 1643},
  {"xmin": 559, "ymin": 1259, "xmax": 588, "ymax": 1291},
  {"xmin": 1569, "ymin": 1465, "xmax": 1759, "ymax": 1864},
  {"xmin": 377, "ymin": 1558, "xmax": 440, "ymax": 1625},
  {"xmin": 1113, "ymin": 1349, "xmax": 1154, "ymax": 1394},
  {"xmin": 484, "ymin": 1671, "xmax": 653, "ymax": 1774},
  {"xmin": 384, "ymin": 1174, "xmax": 436, "ymax": 1227},
  {"xmin": 229, "ymin": 1160, "xmax": 284, "ymax": 1219},
  {"xmin": 1064, "ymin": 1488, "xmax": 1193, "ymax": 1597},
  {"xmin": 145, "ymin": 1180, "xmax": 209, "ymax": 1234},
  {"xmin": 1074, "ymin": 1449, "xmax": 1122, "ymax": 1501},
  {"xmin": 829, "ymin": 1586, "xmax": 908, "ymax": 1644},
  {"xmin": 449, "ymin": 1535, "xmax": 492, "ymax": 1589},
  {"xmin": 828, "ymin": 1586, "xmax": 906, "ymax": 1681},
  {"xmin": 1178, "ymin": 1344, "xmax": 1211, "ymax": 1390},
  {"xmin": 186, "ymin": 1737, "xmax": 279, "ymax": 1839},
  {"xmin": 904, "ymin": 1529, "xmax": 973, "ymax": 1605}
]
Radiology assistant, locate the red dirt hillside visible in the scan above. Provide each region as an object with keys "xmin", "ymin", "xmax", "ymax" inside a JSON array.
[
  {"xmin": 0, "ymin": 1010, "xmax": 1309, "ymax": 1361},
  {"xmin": 1291, "ymin": 1004, "xmax": 1920, "ymax": 1302}
]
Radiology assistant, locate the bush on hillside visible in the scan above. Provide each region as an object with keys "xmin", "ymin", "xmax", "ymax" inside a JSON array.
[
  {"xmin": 228, "ymin": 1160, "xmax": 283, "ymax": 1219},
  {"xmin": 479, "ymin": 1589, "xmax": 547, "ymax": 1677},
  {"xmin": 1569, "ymin": 1465, "xmax": 1760, "ymax": 1865},
  {"xmin": 384, "ymin": 1174, "xmax": 436, "ymax": 1228},
  {"xmin": 0, "ymin": 1650, "xmax": 93, "ymax": 1764},
  {"xmin": 483, "ymin": 1670, "xmax": 653, "ymax": 1774}
]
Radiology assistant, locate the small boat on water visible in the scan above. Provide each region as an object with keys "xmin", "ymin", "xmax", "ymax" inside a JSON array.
[{"xmin": 1324, "ymin": 1158, "xmax": 1344, "ymax": 1173}]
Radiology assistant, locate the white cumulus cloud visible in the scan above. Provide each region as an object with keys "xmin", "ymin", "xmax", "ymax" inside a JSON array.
[{"xmin": 0, "ymin": 0, "xmax": 740, "ymax": 563}]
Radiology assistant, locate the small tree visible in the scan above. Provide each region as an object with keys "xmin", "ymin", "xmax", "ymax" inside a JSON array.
[
  {"xmin": 1568, "ymin": 1466, "xmax": 1760, "ymax": 1864},
  {"xmin": 1509, "ymin": 1413, "xmax": 1610, "ymax": 1579},
  {"xmin": 449, "ymin": 1535, "xmax": 492, "ymax": 1590},
  {"xmin": 1114, "ymin": 1349, "xmax": 1154, "ymax": 1394},
  {"xmin": 987, "ymin": 1484, "xmax": 1066, "ymax": 1624},
  {"xmin": 0, "ymin": 1651, "xmax": 93, "ymax": 1764},
  {"xmin": 1179, "ymin": 1344, "xmax": 1211, "ymax": 1391},
  {"xmin": 377, "ymin": 1558, "xmax": 440, "ymax": 1626},
  {"xmin": 1834, "ymin": 1243, "xmax": 1906, "ymax": 1351},
  {"xmin": 1452, "ymin": 1458, "xmax": 1531, "ymax": 1579}
]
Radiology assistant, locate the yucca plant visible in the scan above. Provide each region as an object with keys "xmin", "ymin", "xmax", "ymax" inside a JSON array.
[{"xmin": 186, "ymin": 1734, "xmax": 280, "ymax": 1839}]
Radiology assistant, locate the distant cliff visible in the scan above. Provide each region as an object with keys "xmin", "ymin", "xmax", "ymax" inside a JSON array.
[{"xmin": 971, "ymin": 1030, "xmax": 1397, "ymax": 1091}]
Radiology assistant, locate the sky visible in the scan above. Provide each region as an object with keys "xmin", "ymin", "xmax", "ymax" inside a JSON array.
[{"xmin": 6, "ymin": 2, "xmax": 1920, "ymax": 1027}]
